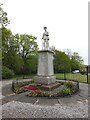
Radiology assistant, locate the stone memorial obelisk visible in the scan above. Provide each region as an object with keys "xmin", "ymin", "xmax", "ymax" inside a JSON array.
[{"xmin": 35, "ymin": 27, "xmax": 56, "ymax": 84}]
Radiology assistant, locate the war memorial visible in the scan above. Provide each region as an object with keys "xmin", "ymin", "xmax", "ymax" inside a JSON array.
[
  {"xmin": 11, "ymin": 27, "xmax": 79, "ymax": 97},
  {"xmin": 1, "ymin": 28, "xmax": 88, "ymax": 118}
]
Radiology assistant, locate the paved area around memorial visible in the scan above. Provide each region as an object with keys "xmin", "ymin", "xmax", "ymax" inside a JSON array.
[{"xmin": 0, "ymin": 80, "xmax": 89, "ymax": 118}]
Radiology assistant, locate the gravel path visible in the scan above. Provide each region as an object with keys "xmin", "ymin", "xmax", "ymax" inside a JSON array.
[
  {"xmin": 2, "ymin": 100, "xmax": 88, "ymax": 118},
  {"xmin": 0, "ymin": 80, "xmax": 89, "ymax": 118}
]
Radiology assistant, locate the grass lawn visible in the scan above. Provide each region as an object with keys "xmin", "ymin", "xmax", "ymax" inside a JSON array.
[
  {"xmin": 15, "ymin": 73, "xmax": 88, "ymax": 83},
  {"xmin": 15, "ymin": 74, "xmax": 35, "ymax": 79},
  {"xmin": 2, "ymin": 74, "xmax": 35, "ymax": 81},
  {"xmin": 3, "ymin": 73, "xmax": 89, "ymax": 84},
  {"xmin": 55, "ymin": 73, "xmax": 87, "ymax": 83}
]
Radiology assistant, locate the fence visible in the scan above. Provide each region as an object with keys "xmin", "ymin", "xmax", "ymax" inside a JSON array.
[{"xmin": 55, "ymin": 73, "xmax": 88, "ymax": 83}]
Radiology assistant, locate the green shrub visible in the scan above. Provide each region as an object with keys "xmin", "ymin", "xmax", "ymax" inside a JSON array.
[
  {"xmin": 2, "ymin": 66, "xmax": 15, "ymax": 79},
  {"xmin": 62, "ymin": 87, "xmax": 72, "ymax": 95},
  {"xmin": 64, "ymin": 82, "xmax": 74, "ymax": 88}
]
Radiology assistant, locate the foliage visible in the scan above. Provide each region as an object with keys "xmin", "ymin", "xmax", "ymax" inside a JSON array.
[
  {"xmin": 64, "ymin": 82, "xmax": 74, "ymax": 88},
  {"xmin": 14, "ymin": 34, "xmax": 38, "ymax": 74},
  {"xmin": 27, "ymin": 90, "xmax": 53, "ymax": 97},
  {"xmin": 13, "ymin": 80, "xmax": 78, "ymax": 97},
  {"xmin": 2, "ymin": 66, "xmax": 15, "ymax": 79},
  {"xmin": 25, "ymin": 54, "xmax": 38, "ymax": 74},
  {"xmin": 62, "ymin": 87, "xmax": 72, "ymax": 95},
  {"xmin": 2, "ymin": 27, "xmax": 23, "ymax": 73},
  {"xmin": 2, "ymin": 27, "xmax": 38, "ymax": 75},
  {"xmin": 14, "ymin": 74, "xmax": 35, "ymax": 79},
  {"xmin": 54, "ymin": 50, "xmax": 71, "ymax": 73},
  {"xmin": 12, "ymin": 80, "xmax": 34, "ymax": 93},
  {"xmin": 1, "ymin": 5, "xmax": 38, "ymax": 76},
  {"xmin": 27, "ymin": 83, "xmax": 78, "ymax": 97},
  {"xmin": 1, "ymin": 3, "xmax": 85, "ymax": 77},
  {"xmin": 13, "ymin": 85, "xmax": 27, "ymax": 94},
  {"xmin": 70, "ymin": 52, "xmax": 85, "ymax": 73},
  {"xmin": 64, "ymin": 49, "xmax": 85, "ymax": 74},
  {"xmin": 2, "ymin": 27, "xmax": 19, "ymax": 54},
  {"xmin": 0, "ymin": 4, "xmax": 10, "ymax": 27},
  {"xmin": 62, "ymin": 82, "xmax": 78, "ymax": 95}
]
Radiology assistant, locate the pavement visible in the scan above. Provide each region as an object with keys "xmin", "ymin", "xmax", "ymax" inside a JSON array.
[{"xmin": 0, "ymin": 80, "xmax": 89, "ymax": 118}]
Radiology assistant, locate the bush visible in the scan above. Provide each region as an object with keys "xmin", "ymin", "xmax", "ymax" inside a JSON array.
[
  {"xmin": 64, "ymin": 82, "xmax": 74, "ymax": 88},
  {"xmin": 80, "ymin": 71, "xmax": 86, "ymax": 75},
  {"xmin": 2, "ymin": 66, "xmax": 15, "ymax": 79},
  {"xmin": 62, "ymin": 82, "xmax": 78, "ymax": 95},
  {"xmin": 62, "ymin": 87, "xmax": 72, "ymax": 95}
]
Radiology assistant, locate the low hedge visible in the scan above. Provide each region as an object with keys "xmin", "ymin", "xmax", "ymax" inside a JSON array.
[{"xmin": 2, "ymin": 66, "xmax": 15, "ymax": 79}]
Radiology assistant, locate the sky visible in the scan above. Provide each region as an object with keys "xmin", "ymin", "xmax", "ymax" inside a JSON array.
[{"xmin": 1, "ymin": 0, "xmax": 88, "ymax": 65}]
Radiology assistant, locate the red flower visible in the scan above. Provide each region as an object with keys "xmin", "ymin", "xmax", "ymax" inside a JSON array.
[
  {"xmin": 23, "ymin": 86, "xmax": 38, "ymax": 90},
  {"xmin": 68, "ymin": 82, "xmax": 72, "ymax": 85}
]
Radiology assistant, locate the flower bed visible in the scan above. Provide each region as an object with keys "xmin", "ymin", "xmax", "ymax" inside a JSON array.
[
  {"xmin": 13, "ymin": 84, "xmax": 28, "ymax": 94},
  {"xmin": 12, "ymin": 80, "xmax": 34, "ymax": 94},
  {"xmin": 26, "ymin": 82, "xmax": 79, "ymax": 97},
  {"xmin": 12, "ymin": 80, "xmax": 79, "ymax": 96},
  {"xmin": 23, "ymin": 86, "xmax": 39, "ymax": 90}
]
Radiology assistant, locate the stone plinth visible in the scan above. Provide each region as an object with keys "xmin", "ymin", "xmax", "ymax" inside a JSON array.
[
  {"xmin": 34, "ymin": 75, "xmax": 56, "ymax": 85},
  {"xmin": 34, "ymin": 50, "xmax": 56, "ymax": 85}
]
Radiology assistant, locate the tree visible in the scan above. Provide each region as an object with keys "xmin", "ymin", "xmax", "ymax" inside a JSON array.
[
  {"xmin": 54, "ymin": 50, "xmax": 71, "ymax": 73},
  {"xmin": 2, "ymin": 30, "xmax": 38, "ymax": 75},
  {"xmin": 0, "ymin": 3, "xmax": 10, "ymax": 75},
  {"xmin": 63, "ymin": 48, "xmax": 72, "ymax": 59},
  {"xmin": 2, "ymin": 27, "xmax": 23, "ymax": 73},
  {"xmin": 26, "ymin": 54, "xmax": 38, "ymax": 74},
  {"xmin": 0, "ymin": 4, "xmax": 10, "ymax": 27},
  {"xmin": 15, "ymin": 34, "xmax": 38, "ymax": 75},
  {"xmin": 1, "ymin": 3, "xmax": 38, "ymax": 77},
  {"xmin": 70, "ymin": 52, "xmax": 85, "ymax": 72}
]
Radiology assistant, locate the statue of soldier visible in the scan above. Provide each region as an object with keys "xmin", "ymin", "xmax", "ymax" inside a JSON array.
[{"xmin": 42, "ymin": 27, "xmax": 49, "ymax": 50}]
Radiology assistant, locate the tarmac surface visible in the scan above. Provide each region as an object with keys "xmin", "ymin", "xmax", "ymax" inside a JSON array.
[{"xmin": 0, "ymin": 79, "xmax": 89, "ymax": 118}]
